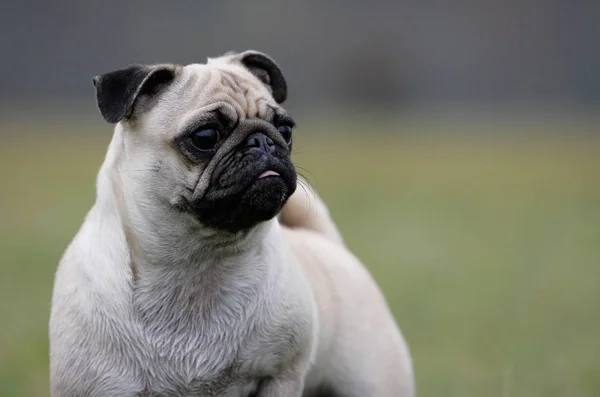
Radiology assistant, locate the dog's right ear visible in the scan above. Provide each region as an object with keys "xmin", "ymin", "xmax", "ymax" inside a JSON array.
[{"xmin": 92, "ymin": 64, "xmax": 178, "ymax": 124}]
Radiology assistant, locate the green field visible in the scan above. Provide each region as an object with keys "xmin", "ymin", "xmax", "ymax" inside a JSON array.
[{"xmin": 1, "ymin": 119, "xmax": 599, "ymax": 397}]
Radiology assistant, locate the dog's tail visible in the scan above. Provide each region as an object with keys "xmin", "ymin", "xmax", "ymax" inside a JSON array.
[{"xmin": 279, "ymin": 177, "xmax": 345, "ymax": 246}]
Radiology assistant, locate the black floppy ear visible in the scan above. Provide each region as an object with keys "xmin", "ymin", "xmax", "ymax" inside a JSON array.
[
  {"xmin": 92, "ymin": 64, "xmax": 178, "ymax": 124},
  {"xmin": 238, "ymin": 51, "xmax": 287, "ymax": 104}
]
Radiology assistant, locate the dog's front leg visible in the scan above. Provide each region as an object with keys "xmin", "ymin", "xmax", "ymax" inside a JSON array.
[{"xmin": 255, "ymin": 373, "xmax": 304, "ymax": 397}]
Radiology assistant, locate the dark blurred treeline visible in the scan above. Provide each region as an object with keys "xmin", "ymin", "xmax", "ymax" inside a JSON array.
[{"xmin": 1, "ymin": 0, "xmax": 599, "ymax": 113}]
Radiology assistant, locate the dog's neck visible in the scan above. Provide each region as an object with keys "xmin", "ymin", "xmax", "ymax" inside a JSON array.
[
  {"xmin": 88, "ymin": 138, "xmax": 286, "ymax": 342},
  {"xmin": 126, "ymin": 218, "xmax": 283, "ymax": 345}
]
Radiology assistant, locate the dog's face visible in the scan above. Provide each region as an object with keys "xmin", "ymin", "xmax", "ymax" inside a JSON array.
[{"xmin": 93, "ymin": 51, "xmax": 296, "ymax": 233}]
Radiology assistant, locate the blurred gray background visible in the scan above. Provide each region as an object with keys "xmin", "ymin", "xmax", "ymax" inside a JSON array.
[{"xmin": 1, "ymin": 0, "xmax": 599, "ymax": 119}]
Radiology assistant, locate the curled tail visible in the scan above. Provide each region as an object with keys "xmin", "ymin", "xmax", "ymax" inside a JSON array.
[{"xmin": 279, "ymin": 178, "xmax": 345, "ymax": 246}]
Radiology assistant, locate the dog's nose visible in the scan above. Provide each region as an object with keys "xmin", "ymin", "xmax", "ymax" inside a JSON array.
[{"xmin": 244, "ymin": 132, "xmax": 276, "ymax": 153}]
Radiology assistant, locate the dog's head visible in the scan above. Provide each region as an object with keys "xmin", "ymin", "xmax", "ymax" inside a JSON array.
[{"xmin": 93, "ymin": 51, "xmax": 296, "ymax": 234}]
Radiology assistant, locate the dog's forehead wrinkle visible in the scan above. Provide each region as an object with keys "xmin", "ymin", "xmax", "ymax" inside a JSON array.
[
  {"xmin": 164, "ymin": 64, "xmax": 275, "ymax": 129},
  {"xmin": 215, "ymin": 104, "xmax": 239, "ymax": 129},
  {"xmin": 209, "ymin": 66, "xmax": 271, "ymax": 117},
  {"xmin": 176, "ymin": 101, "xmax": 240, "ymax": 140}
]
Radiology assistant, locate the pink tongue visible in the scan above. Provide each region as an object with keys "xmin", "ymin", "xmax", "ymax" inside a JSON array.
[{"xmin": 258, "ymin": 170, "xmax": 280, "ymax": 179}]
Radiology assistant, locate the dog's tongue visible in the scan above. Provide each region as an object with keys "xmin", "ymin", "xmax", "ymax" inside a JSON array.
[{"xmin": 258, "ymin": 170, "xmax": 280, "ymax": 179}]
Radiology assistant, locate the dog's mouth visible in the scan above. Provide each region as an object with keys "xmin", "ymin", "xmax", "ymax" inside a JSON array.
[
  {"xmin": 245, "ymin": 165, "xmax": 290, "ymax": 197},
  {"xmin": 258, "ymin": 170, "xmax": 280, "ymax": 179},
  {"xmin": 188, "ymin": 156, "xmax": 297, "ymax": 232}
]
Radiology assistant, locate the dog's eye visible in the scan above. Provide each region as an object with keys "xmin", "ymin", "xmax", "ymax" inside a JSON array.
[
  {"xmin": 277, "ymin": 125, "xmax": 293, "ymax": 144},
  {"xmin": 191, "ymin": 128, "xmax": 220, "ymax": 151}
]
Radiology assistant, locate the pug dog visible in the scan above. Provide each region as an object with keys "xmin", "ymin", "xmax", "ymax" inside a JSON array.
[{"xmin": 49, "ymin": 50, "xmax": 414, "ymax": 397}]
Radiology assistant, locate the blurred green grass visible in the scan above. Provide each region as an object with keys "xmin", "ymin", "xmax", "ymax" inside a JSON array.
[{"xmin": 1, "ymin": 120, "xmax": 599, "ymax": 397}]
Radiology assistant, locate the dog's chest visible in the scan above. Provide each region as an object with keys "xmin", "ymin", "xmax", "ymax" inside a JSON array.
[
  {"xmin": 123, "ymin": 268, "xmax": 307, "ymax": 396},
  {"xmin": 136, "ymin": 375, "xmax": 261, "ymax": 397},
  {"xmin": 129, "ymin": 314, "xmax": 299, "ymax": 396}
]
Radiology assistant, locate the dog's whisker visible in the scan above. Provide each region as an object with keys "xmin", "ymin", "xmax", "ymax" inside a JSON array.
[
  {"xmin": 299, "ymin": 176, "xmax": 317, "ymax": 217},
  {"xmin": 296, "ymin": 173, "xmax": 317, "ymax": 212},
  {"xmin": 295, "ymin": 166, "xmax": 319, "ymax": 187}
]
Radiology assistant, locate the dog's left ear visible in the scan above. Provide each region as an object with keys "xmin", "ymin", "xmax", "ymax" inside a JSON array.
[
  {"xmin": 92, "ymin": 64, "xmax": 179, "ymax": 124},
  {"xmin": 235, "ymin": 51, "xmax": 287, "ymax": 104}
]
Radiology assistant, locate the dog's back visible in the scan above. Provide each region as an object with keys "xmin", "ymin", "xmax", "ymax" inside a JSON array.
[
  {"xmin": 279, "ymin": 181, "xmax": 415, "ymax": 397},
  {"xmin": 279, "ymin": 179, "xmax": 345, "ymax": 246}
]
